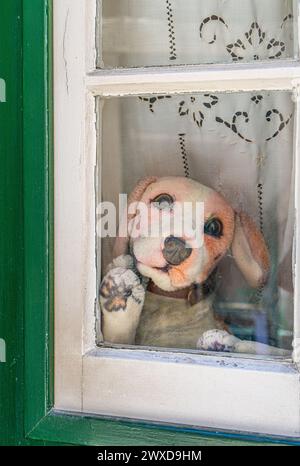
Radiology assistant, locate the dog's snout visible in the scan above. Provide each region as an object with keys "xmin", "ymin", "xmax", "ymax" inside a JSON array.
[{"xmin": 162, "ymin": 236, "xmax": 192, "ymax": 266}]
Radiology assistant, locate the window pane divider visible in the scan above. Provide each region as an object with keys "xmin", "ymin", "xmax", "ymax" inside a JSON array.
[{"xmin": 86, "ymin": 62, "xmax": 300, "ymax": 96}]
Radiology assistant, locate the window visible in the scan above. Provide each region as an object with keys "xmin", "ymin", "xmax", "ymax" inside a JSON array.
[
  {"xmin": 54, "ymin": 0, "xmax": 300, "ymax": 437},
  {"xmin": 99, "ymin": 0, "xmax": 297, "ymax": 68}
]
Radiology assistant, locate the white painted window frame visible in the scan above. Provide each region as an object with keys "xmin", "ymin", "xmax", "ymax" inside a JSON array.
[{"xmin": 54, "ymin": 0, "xmax": 300, "ymax": 437}]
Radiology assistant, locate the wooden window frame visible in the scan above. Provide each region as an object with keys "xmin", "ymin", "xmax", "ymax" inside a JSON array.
[{"xmin": 23, "ymin": 0, "xmax": 300, "ymax": 445}]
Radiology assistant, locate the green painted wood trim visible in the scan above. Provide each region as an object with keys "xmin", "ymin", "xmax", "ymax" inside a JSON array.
[
  {"xmin": 0, "ymin": 0, "xmax": 24, "ymax": 446},
  {"xmin": 20, "ymin": 0, "xmax": 299, "ymax": 446},
  {"xmin": 23, "ymin": 0, "xmax": 53, "ymax": 435},
  {"xmin": 29, "ymin": 411, "xmax": 282, "ymax": 447},
  {"xmin": 0, "ymin": 0, "xmax": 63, "ymax": 446}
]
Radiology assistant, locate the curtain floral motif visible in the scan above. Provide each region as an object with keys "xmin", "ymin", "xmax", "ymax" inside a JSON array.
[
  {"xmin": 200, "ymin": 14, "xmax": 293, "ymax": 62},
  {"xmin": 100, "ymin": 0, "xmax": 295, "ymax": 68},
  {"xmin": 138, "ymin": 93, "xmax": 293, "ymax": 143}
]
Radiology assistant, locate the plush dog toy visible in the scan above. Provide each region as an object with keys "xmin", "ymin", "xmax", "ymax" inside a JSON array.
[{"xmin": 100, "ymin": 176, "xmax": 286, "ymax": 355}]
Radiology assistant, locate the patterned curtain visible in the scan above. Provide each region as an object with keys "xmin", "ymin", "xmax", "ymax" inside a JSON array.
[{"xmin": 99, "ymin": 1, "xmax": 295, "ymax": 349}]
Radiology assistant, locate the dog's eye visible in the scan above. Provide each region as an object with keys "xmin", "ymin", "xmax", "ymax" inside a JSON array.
[
  {"xmin": 204, "ymin": 218, "xmax": 223, "ymax": 238},
  {"xmin": 152, "ymin": 194, "xmax": 174, "ymax": 210}
]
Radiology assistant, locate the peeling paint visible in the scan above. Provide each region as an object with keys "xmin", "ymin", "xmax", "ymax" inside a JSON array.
[{"xmin": 63, "ymin": 8, "xmax": 70, "ymax": 95}]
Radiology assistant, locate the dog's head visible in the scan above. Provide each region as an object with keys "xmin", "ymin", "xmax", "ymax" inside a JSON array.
[{"xmin": 114, "ymin": 176, "xmax": 270, "ymax": 292}]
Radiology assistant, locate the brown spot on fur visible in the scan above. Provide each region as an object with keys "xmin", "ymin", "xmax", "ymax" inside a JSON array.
[
  {"xmin": 113, "ymin": 176, "xmax": 158, "ymax": 258},
  {"xmin": 106, "ymin": 296, "xmax": 127, "ymax": 312},
  {"xmin": 100, "ymin": 278, "xmax": 114, "ymax": 298},
  {"xmin": 197, "ymin": 192, "xmax": 235, "ymax": 284},
  {"xmin": 239, "ymin": 212, "xmax": 270, "ymax": 285},
  {"xmin": 100, "ymin": 276, "xmax": 132, "ymax": 312}
]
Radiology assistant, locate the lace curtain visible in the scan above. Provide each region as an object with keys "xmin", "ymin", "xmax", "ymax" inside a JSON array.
[
  {"xmin": 99, "ymin": 1, "xmax": 296, "ymax": 349},
  {"xmin": 99, "ymin": 0, "xmax": 296, "ymax": 67}
]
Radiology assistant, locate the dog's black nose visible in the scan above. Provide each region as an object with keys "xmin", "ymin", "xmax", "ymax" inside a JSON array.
[{"xmin": 162, "ymin": 236, "xmax": 192, "ymax": 266}]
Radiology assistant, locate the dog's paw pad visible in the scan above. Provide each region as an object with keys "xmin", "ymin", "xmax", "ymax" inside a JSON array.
[{"xmin": 100, "ymin": 268, "xmax": 144, "ymax": 312}]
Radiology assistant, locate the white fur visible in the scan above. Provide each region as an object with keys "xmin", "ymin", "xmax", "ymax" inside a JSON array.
[
  {"xmin": 100, "ymin": 266, "xmax": 145, "ymax": 345},
  {"xmin": 197, "ymin": 330, "xmax": 289, "ymax": 356}
]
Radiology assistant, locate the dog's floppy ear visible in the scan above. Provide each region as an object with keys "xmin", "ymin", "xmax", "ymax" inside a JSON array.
[
  {"xmin": 231, "ymin": 212, "xmax": 270, "ymax": 288},
  {"xmin": 113, "ymin": 176, "xmax": 157, "ymax": 258}
]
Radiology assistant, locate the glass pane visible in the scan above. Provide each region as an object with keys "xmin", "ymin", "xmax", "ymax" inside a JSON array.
[
  {"xmin": 97, "ymin": 90, "xmax": 294, "ymax": 357},
  {"xmin": 97, "ymin": 0, "xmax": 297, "ymax": 68}
]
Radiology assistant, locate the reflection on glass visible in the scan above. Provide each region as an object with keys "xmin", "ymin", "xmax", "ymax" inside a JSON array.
[
  {"xmin": 97, "ymin": 90, "xmax": 294, "ymax": 357},
  {"xmin": 98, "ymin": 0, "xmax": 297, "ymax": 68}
]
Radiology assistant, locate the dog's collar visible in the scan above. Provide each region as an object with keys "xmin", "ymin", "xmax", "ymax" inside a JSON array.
[
  {"xmin": 147, "ymin": 270, "xmax": 217, "ymax": 306},
  {"xmin": 147, "ymin": 281, "xmax": 192, "ymax": 300}
]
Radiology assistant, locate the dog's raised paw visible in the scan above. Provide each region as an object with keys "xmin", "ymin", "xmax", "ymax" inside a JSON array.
[
  {"xmin": 106, "ymin": 255, "xmax": 135, "ymax": 273},
  {"xmin": 100, "ymin": 267, "xmax": 145, "ymax": 313}
]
